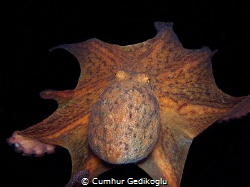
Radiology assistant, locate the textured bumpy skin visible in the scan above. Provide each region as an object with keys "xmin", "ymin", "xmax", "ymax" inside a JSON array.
[
  {"xmin": 88, "ymin": 71, "xmax": 160, "ymax": 164},
  {"xmin": 7, "ymin": 22, "xmax": 250, "ymax": 187}
]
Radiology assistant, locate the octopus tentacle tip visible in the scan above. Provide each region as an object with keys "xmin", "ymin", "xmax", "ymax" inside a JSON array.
[
  {"xmin": 154, "ymin": 22, "xmax": 173, "ymax": 31},
  {"xmin": 65, "ymin": 169, "xmax": 90, "ymax": 187}
]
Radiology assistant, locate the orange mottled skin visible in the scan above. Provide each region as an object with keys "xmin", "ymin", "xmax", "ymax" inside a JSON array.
[
  {"xmin": 88, "ymin": 70, "xmax": 160, "ymax": 164},
  {"xmin": 7, "ymin": 22, "xmax": 250, "ymax": 187}
]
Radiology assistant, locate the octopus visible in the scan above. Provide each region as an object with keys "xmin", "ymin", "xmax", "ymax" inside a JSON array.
[{"xmin": 7, "ymin": 22, "xmax": 250, "ymax": 187}]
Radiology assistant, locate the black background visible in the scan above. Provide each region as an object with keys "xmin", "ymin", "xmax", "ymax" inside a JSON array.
[{"xmin": 1, "ymin": 1, "xmax": 250, "ymax": 186}]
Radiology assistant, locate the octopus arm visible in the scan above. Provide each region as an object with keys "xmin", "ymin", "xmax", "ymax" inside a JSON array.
[
  {"xmin": 8, "ymin": 38, "xmax": 121, "ymax": 185},
  {"xmin": 219, "ymin": 95, "xmax": 250, "ymax": 121},
  {"xmin": 140, "ymin": 22, "xmax": 249, "ymax": 187}
]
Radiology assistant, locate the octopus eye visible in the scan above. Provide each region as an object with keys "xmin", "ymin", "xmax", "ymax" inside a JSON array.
[
  {"xmin": 141, "ymin": 75, "xmax": 150, "ymax": 84},
  {"xmin": 115, "ymin": 70, "xmax": 128, "ymax": 80}
]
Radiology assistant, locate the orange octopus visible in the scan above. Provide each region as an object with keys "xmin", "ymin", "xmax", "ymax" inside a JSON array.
[{"xmin": 7, "ymin": 22, "xmax": 250, "ymax": 187}]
